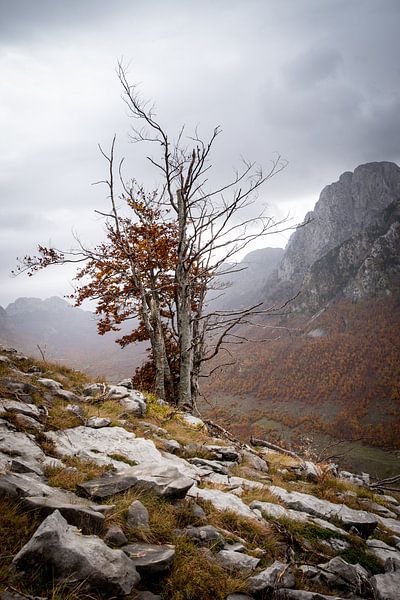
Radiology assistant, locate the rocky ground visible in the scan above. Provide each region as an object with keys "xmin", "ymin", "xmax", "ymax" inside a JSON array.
[{"xmin": 0, "ymin": 346, "xmax": 399, "ymax": 600}]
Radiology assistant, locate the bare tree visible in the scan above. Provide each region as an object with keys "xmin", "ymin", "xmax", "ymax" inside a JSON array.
[{"xmin": 16, "ymin": 63, "xmax": 297, "ymax": 410}]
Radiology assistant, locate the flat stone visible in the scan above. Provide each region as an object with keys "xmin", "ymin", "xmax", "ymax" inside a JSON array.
[
  {"xmin": 270, "ymin": 486, "xmax": 378, "ymax": 536},
  {"xmin": 189, "ymin": 457, "xmax": 229, "ymax": 474},
  {"xmin": 127, "ymin": 500, "xmax": 149, "ymax": 529},
  {"xmin": 45, "ymin": 426, "xmax": 198, "ymax": 479},
  {"xmin": 216, "ymin": 550, "xmax": 260, "ymax": 574},
  {"xmin": 0, "ymin": 399, "xmax": 43, "ymax": 420},
  {"xmin": 250, "ymin": 500, "xmax": 347, "ymax": 535},
  {"xmin": 248, "ymin": 561, "xmax": 295, "ymax": 593},
  {"xmin": 188, "ymin": 486, "xmax": 258, "ymax": 520},
  {"xmin": 12, "ymin": 510, "xmax": 140, "ymax": 595},
  {"xmin": 183, "ymin": 525, "xmax": 225, "ymax": 547},
  {"xmin": 122, "ymin": 542, "xmax": 175, "ymax": 575},
  {"xmin": 0, "ymin": 422, "xmax": 47, "ymax": 474},
  {"xmin": 179, "ymin": 413, "xmax": 206, "ymax": 428},
  {"xmin": 78, "ymin": 464, "xmax": 195, "ymax": 499},
  {"xmin": 86, "ymin": 416, "xmax": 111, "ymax": 429},
  {"xmin": 241, "ymin": 450, "xmax": 269, "ymax": 472},
  {"xmin": 203, "ymin": 472, "xmax": 264, "ymax": 491},
  {"xmin": 367, "ymin": 539, "xmax": 400, "ymax": 565},
  {"xmin": 376, "ymin": 515, "xmax": 400, "ymax": 536},
  {"xmin": 370, "ymin": 570, "xmax": 400, "ymax": 600},
  {"xmin": 22, "ymin": 495, "xmax": 105, "ymax": 534},
  {"xmin": 204, "ymin": 445, "xmax": 240, "ymax": 462}
]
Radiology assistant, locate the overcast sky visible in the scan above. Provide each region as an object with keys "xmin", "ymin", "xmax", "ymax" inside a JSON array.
[{"xmin": 1, "ymin": 0, "xmax": 399, "ymax": 307}]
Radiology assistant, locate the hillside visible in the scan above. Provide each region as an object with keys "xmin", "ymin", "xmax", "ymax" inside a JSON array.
[
  {"xmin": 0, "ymin": 297, "xmax": 146, "ymax": 381},
  {"xmin": 1, "ymin": 345, "xmax": 400, "ymax": 600},
  {"xmin": 203, "ymin": 163, "xmax": 400, "ymax": 468}
]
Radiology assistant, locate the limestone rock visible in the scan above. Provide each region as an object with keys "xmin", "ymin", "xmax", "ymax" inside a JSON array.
[
  {"xmin": 45, "ymin": 426, "xmax": 198, "ymax": 479},
  {"xmin": 370, "ymin": 570, "xmax": 400, "ymax": 600},
  {"xmin": 22, "ymin": 495, "xmax": 105, "ymax": 534},
  {"xmin": 0, "ymin": 421, "xmax": 47, "ymax": 475},
  {"xmin": 241, "ymin": 450, "xmax": 269, "ymax": 472},
  {"xmin": 188, "ymin": 486, "xmax": 258, "ymax": 520},
  {"xmin": 122, "ymin": 542, "xmax": 175, "ymax": 575},
  {"xmin": 204, "ymin": 445, "xmax": 240, "ymax": 462},
  {"xmin": 179, "ymin": 413, "xmax": 206, "ymax": 428},
  {"xmin": 188, "ymin": 457, "xmax": 229, "ymax": 474},
  {"xmin": 78, "ymin": 464, "xmax": 194, "ymax": 499},
  {"xmin": 248, "ymin": 561, "xmax": 295, "ymax": 593},
  {"xmin": 12, "ymin": 510, "xmax": 140, "ymax": 595},
  {"xmin": 216, "ymin": 550, "xmax": 260, "ymax": 574},
  {"xmin": 0, "ymin": 399, "xmax": 43, "ymax": 420},
  {"xmin": 127, "ymin": 500, "xmax": 149, "ymax": 529},
  {"xmin": 270, "ymin": 486, "xmax": 378, "ymax": 536},
  {"xmin": 104, "ymin": 524, "xmax": 128, "ymax": 547},
  {"xmin": 274, "ymin": 591, "xmax": 346, "ymax": 599},
  {"xmin": 367, "ymin": 539, "xmax": 400, "ymax": 566},
  {"xmin": 86, "ymin": 416, "xmax": 111, "ymax": 429},
  {"xmin": 316, "ymin": 557, "xmax": 369, "ymax": 594},
  {"xmin": 202, "ymin": 472, "xmax": 264, "ymax": 491},
  {"xmin": 183, "ymin": 525, "xmax": 225, "ymax": 547}
]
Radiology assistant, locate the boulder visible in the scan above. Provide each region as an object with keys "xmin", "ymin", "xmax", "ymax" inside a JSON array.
[
  {"xmin": 370, "ymin": 570, "xmax": 400, "ymax": 600},
  {"xmin": 179, "ymin": 413, "xmax": 206, "ymax": 428},
  {"xmin": 188, "ymin": 457, "xmax": 229, "ymax": 475},
  {"xmin": 78, "ymin": 464, "xmax": 194, "ymax": 499},
  {"xmin": 316, "ymin": 557, "xmax": 369, "ymax": 594},
  {"xmin": 122, "ymin": 542, "xmax": 175, "ymax": 575},
  {"xmin": 22, "ymin": 495, "xmax": 105, "ymax": 534},
  {"xmin": 216, "ymin": 550, "xmax": 260, "ymax": 574},
  {"xmin": 86, "ymin": 416, "xmax": 111, "ymax": 429},
  {"xmin": 188, "ymin": 486, "xmax": 259, "ymax": 520},
  {"xmin": 45, "ymin": 426, "xmax": 198, "ymax": 479},
  {"xmin": 250, "ymin": 500, "xmax": 347, "ymax": 535},
  {"xmin": 247, "ymin": 561, "xmax": 295, "ymax": 593},
  {"xmin": 182, "ymin": 525, "xmax": 225, "ymax": 547},
  {"xmin": 0, "ymin": 421, "xmax": 47, "ymax": 475},
  {"xmin": 204, "ymin": 445, "xmax": 240, "ymax": 462},
  {"xmin": 12, "ymin": 510, "xmax": 140, "ymax": 595},
  {"xmin": 0, "ymin": 399, "xmax": 43, "ymax": 420},
  {"xmin": 270, "ymin": 486, "xmax": 378, "ymax": 536},
  {"xmin": 202, "ymin": 472, "xmax": 264, "ymax": 491},
  {"xmin": 241, "ymin": 450, "xmax": 269, "ymax": 472},
  {"xmin": 367, "ymin": 539, "xmax": 400, "ymax": 565},
  {"xmin": 127, "ymin": 500, "xmax": 149, "ymax": 529},
  {"xmin": 104, "ymin": 524, "xmax": 128, "ymax": 547}
]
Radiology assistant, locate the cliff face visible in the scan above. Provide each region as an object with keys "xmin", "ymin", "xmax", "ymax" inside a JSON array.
[{"xmin": 262, "ymin": 161, "xmax": 400, "ymax": 309}]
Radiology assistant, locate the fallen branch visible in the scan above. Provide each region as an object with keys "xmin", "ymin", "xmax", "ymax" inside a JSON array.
[
  {"xmin": 369, "ymin": 473, "xmax": 400, "ymax": 490},
  {"xmin": 250, "ymin": 436, "xmax": 304, "ymax": 462}
]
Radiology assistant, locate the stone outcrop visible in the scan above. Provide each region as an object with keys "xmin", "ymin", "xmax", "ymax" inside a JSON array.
[{"xmin": 12, "ymin": 511, "xmax": 140, "ymax": 595}]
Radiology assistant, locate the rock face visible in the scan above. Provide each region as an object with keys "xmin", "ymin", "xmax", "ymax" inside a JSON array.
[
  {"xmin": 12, "ymin": 510, "xmax": 140, "ymax": 595},
  {"xmin": 261, "ymin": 161, "xmax": 400, "ymax": 308}
]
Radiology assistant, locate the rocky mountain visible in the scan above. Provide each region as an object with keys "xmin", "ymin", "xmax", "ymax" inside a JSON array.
[
  {"xmin": 0, "ymin": 297, "xmax": 146, "ymax": 380},
  {"xmin": 261, "ymin": 161, "xmax": 400, "ymax": 309},
  {"xmin": 1, "ymin": 345, "xmax": 400, "ymax": 599},
  {"xmin": 210, "ymin": 247, "xmax": 284, "ymax": 310}
]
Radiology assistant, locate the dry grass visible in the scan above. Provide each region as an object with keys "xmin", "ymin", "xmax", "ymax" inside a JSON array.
[
  {"xmin": 45, "ymin": 456, "xmax": 112, "ymax": 491},
  {"xmin": 46, "ymin": 402, "xmax": 82, "ymax": 430},
  {"xmin": 162, "ymin": 537, "xmax": 248, "ymax": 600}
]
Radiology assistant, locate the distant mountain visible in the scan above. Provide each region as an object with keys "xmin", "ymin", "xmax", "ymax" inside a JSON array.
[
  {"xmin": 0, "ymin": 297, "xmax": 146, "ymax": 380},
  {"xmin": 209, "ymin": 247, "xmax": 284, "ymax": 310},
  {"xmin": 261, "ymin": 161, "xmax": 400, "ymax": 308}
]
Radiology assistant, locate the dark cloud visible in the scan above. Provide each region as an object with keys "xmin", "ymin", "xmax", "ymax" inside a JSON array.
[{"xmin": 0, "ymin": 0, "xmax": 400, "ymax": 305}]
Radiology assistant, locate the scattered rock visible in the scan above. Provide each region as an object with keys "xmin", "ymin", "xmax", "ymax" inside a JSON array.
[
  {"xmin": 12, "ymin": 413, "xmax": 44, "ymax": 431},
  {"xmin": 22, "ymin": 495, "xmax": 105, "ymax": 534},
  {"xmin": 188, "ymin": 486, "xmax": 259, "ymax": 520},
  {"xmin": 183, "ymin": 525, "xmax": 225, "ymax": 547},
  {"xmin": 179, "ymin": 413, "xmax": 206, "ymax": 428},
  {"xmin": 274, "ymin": 591, "xmax": 346, "ymax": 599},
  {"xmin": 104, "ymin": 524, "xmax": 128, "ymax": 547},
  {"xmin": 202, "ymin": 472, "xmax": 264, "ymax": 491},
  {"xmin": 367, "ymin": 539, "xmax": 400, "ymax": 565},
  {"xmin": 12, "ymin": 510, "xmax": 140, "ymax": 595},
  {"xmin": 127, "ymin": 500, "xmax": 150, "ymax": 529},
  {"xmin": 216, "ymin": 550, "xmax": 260, "ymax": 574},
  {"xmin": 65, "ymin": 404, "xmax": 85, "ymax": 421},
  {"xmin": 78, "ymin": 464, "xmax": 195, "ymax": 499},
  {"xmin": 248, "ymin": 561, "xmax": 295, "ymax": 594},
  {"xmin": 0, "ymin": 399, "xmax": 43, "ymax": 420},
  {"xmin": 270, "ymin": 486, "xmax": 378, "ymax": 536},
  {"xmin": 241, "ymin": 450, "xmax": 269, "ymax": 472},
  {"xmin": 122, "ymin": 542, "xmax": 175, "ymax": 575},
  {"xmin": 189, "ymin": 457, "xmax": 229, "ymax": 474},
  {"xmin": 370, "ymin": 570, "xmax": 400, "ymax": 600},
  {"xmin": 86, "ymin": 416, "xmax": 111, "ymax": 428},
  {"xmin": 204, "ymin": 445, "xmax": 240, "ymax": 462},
  {"xmin": 376, "ymin": 515, "xmax": 400, "ymax": 536},
  {"xmin": 316, "ymin": 557, "xmax": 369, "ymax": 594}
]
